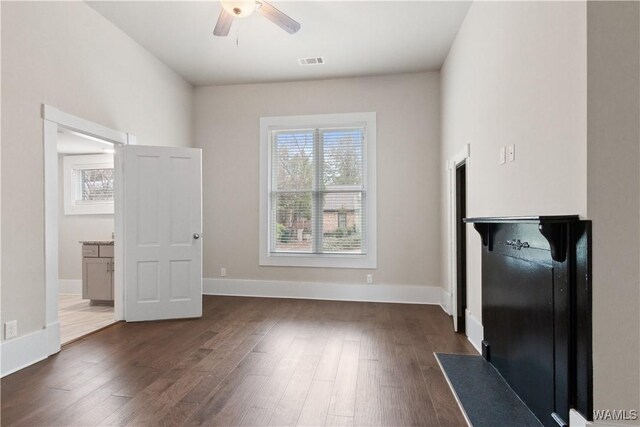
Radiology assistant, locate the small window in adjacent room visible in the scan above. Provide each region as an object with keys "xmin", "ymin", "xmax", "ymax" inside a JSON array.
[
  {"xmin": 63, "ymin": 154, "xmax": 114, "ymax": 215},
  {"xmin": 260, "ymin": 112, "xmax": 377, "ymax": 268},
  {"xmin": 337, "ymin": 212, "xmax": 347, "ymax": 230}
]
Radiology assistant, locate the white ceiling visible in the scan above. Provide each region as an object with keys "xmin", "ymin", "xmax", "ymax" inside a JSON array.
[
  {"xmin": 57, "ymin": 129, "xmax": 115, "ymax": 155},
  {"xmin": 86, "ymin": 1, "xmax": 471, "ymax": 87}
]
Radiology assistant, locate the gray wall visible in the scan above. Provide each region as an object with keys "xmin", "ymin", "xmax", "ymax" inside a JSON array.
[
  {"xmin": 587, "ymin": 1, "xmax": 640, "ymax": 419},
  {"xmin": 194, "ymin": 72, "xmax": 442, "ymax": 288},
  {"xmin": 1, "ymin": 1, "xmax": 193, "ymax": 339},
  {"xmin": 440, "ymin": 1, "xmax": 587, "ymax": 319}
]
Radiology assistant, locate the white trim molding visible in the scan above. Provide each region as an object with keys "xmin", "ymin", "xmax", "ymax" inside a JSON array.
[
  {"xmin": 204, "ymin": 278, "xmax": 443, "ymax": 305},
  {"xmin": 1, "ymin": 322, "xmax": 60, "ymax": 378},
  {"xmin": 440, "ymin": 289, "xmax": 452, "ymax": 314},
  {"xmin": 465, "ymin": 309, "xmax": 483, "ymax": 354},
  {"xmin": 42, "ymin": 105, "xmax": 128, "ymax": 145},
  {"xmin": 42, "ymin": 104, "xmax": 132, "ymax": 365},
  {"xmin": 571, "ymin": 410, "xmax": 590, "ymax": 427}
]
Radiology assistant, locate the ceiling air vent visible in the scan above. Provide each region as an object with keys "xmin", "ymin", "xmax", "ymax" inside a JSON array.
[{"xmin": 298, "ymin": 57, "xmax": 325, "ymax": 66}]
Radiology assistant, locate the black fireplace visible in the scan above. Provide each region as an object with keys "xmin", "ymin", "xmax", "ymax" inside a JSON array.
[{"xmin": 464, "ymin": 216, "xmax": 592, "ymax": 427}]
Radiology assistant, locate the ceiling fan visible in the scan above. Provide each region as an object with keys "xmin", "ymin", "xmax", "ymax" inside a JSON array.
[{"xmin": 213, "ymin": 0, "xmax": 301, "ymax": 37}]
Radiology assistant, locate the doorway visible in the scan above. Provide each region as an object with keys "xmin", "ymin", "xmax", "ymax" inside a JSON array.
[
  {"xmin": 455, "ymin": 163, "xmax": 467, "ymax": 333},
  {"xmin": 43, "ymin": 105, "xmax": 132, "ymax": 354},
  {"xmin": 43, "ymin": 105, "xmax": 202, "ymax": 360},
  {"xmin": 449, "ymin": 144, "xmax": 469, "ymax": 333},
  {"xmin": 57, "ymin": 128, "xmax": 117, "ymax": 344}
]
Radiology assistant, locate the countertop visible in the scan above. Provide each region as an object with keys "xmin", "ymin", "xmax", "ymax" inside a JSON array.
[{"xmin": 79, "ymin": 240, "xmax": 114, "ymax": 245}]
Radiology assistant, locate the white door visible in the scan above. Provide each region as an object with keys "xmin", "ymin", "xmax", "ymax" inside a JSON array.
[{"xmin": 121, "ymin": 145, "xmax": 202, "ymax": 321}]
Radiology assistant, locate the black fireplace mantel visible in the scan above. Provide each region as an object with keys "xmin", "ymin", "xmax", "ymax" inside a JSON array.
[
  {"xmin": 463, "ymin": 215, "xmax": 592, "ymax": 427},
  {"xmin": 465, "ymin": 215, "xmax": 581, "ymax": 262}
]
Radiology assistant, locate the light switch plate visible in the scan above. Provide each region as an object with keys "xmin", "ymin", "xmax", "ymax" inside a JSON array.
[
  {"xmin": 508, "ymin": 144, "xmax": 515, "ymax": 162},
  {"xmin": 499, "ymin": 147, "xmax": 506, "ymax": 164}
]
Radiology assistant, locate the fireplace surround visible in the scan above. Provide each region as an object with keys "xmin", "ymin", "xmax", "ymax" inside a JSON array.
[{"xmin": 465, "ymin": 216, "xmax": 592, "ymax": 427}]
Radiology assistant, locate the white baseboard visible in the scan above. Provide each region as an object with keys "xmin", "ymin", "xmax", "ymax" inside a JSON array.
[
  {"xmin": 59, "ymin": 279, "xmax": 82, "ymax": 294},
  {"xmin": 1, "ymin": 321, "xmax": 60, "ymax": 377},
  {"xmin": 571, "ymin": 410, "xmax": 591, "ymax": 427},
  {"xmin": 465, "ymin": 309, "xmax": 483, "ymax": 354},
  {"xmin": 203, "ymin": 278, "xmax": 444, "ymax": 305},
  {"xmin": 440, "ymin": 289, "xmax": 452, "ymax": 314}
]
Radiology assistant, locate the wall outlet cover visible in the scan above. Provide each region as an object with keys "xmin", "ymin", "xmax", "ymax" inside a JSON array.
[
  {"xmin": 220, "ymin": 267, "xmax": 227, "ymax": 277},
  {"xmin": 499, "ymin": 146, "xmax": 506, "ymax": 164},
  {"xmin": 366, "ymin": 274, "xmax": 373, "ymax": 284},
  {"xmin": 5, "ymin": 320, "xmax": 17, "ymax": 339}
]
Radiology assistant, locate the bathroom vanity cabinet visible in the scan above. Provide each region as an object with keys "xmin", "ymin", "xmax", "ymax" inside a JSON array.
[{"xmin": 81, "ymin": 241, "xmax": 114, "ymax": 304}]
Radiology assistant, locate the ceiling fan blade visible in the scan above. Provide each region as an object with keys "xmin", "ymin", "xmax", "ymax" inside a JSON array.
[
  {"xmin": 257, "ymin": 1, "xmax": 301, "ymax": 34},
  {"xmin": 213, "ymin": 9, "xmax": 234, "ymax": 36}
]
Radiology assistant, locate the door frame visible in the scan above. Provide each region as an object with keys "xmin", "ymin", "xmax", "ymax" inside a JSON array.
[
  {"xmin": 42, "ymin": 105, "xmax": 136, "ymax": 353},
  {"xmin": 448, "ymin": 144, "xmax": 469, "ymax": 332}
]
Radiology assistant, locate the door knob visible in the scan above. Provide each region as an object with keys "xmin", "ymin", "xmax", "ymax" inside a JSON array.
[{"xmin": 193, "ymin": 233, "xmax": 200, "ymax": 240}]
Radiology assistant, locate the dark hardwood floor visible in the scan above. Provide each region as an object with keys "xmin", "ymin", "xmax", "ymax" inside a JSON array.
[{"xmin": 1, "ymin": 296, "xmax": 476, "ymax": 426}]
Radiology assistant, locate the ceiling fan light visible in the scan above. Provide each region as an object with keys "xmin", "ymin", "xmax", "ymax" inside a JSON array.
[{"xmin": 221, "ymin": 0, "xmax": 256, "ymax": 18}]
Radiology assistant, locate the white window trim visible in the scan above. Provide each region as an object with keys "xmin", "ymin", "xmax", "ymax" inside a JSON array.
[
  {"xmin": 63, "ymin": 154, "xmax": 114, "ymax": 215},
  {"xmin": 259, "ymin": 112, "xmax": 377, "ymax": 269}
]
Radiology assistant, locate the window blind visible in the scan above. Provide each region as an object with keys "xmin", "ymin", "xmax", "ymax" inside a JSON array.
[
  {"xmin": 270, "ymin": 126, "xmax": 366, "ymax": 254},
  {"xmin": 73, "ymin": 168, "xmax": 115, "ymax": 203}
]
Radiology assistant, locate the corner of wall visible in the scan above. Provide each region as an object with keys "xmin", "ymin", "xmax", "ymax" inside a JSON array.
[{"xmin": 0, "ymin": 322, "xmax": 60, "ymax": 377}]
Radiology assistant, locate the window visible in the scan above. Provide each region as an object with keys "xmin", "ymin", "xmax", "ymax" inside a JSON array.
[
  {"xmin": 338, "ymin": 212, "xmax": 347, "ymax": 230},
  {"xmin": 78, "ymin": 168, "xmax": 114, "ymax": 201},
  {"xmin": 260, "ymin": 113, "xmax": 376, "ymax": 268},
  {"xmin": 63, "ymin": 154, "xmax": 114, "ymax": 215}
]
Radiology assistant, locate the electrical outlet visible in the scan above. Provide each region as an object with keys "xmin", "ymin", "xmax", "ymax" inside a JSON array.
[
  {"xmin": 508, "ymin": 144, "xmax": 515, "ymax": 162},
  {"xmin": 366, "ymin": 274, "xmax": 373, "ymax": 284},
  {"xmin": 499, "ymin": 146, "xmax": 506, "ymax": 165},
  {"xmin": 220, "ymin": 267, "xmax": 227, "ymax": 277},
  {"xmin": 5, "ymin": 320, "xmax": 17, "ymax": 339}
]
